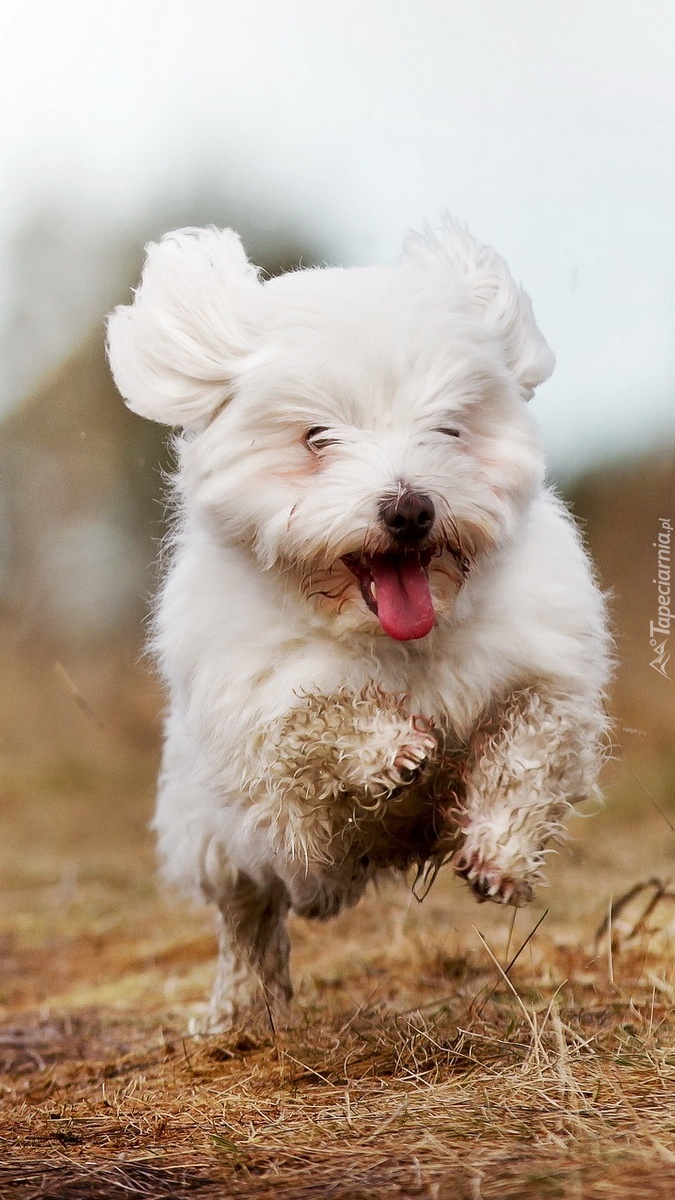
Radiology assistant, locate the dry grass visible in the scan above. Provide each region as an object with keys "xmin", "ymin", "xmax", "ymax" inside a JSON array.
[{"xmin": 2, "ymin": 644, "xmax": 675, "ymax": 1198}]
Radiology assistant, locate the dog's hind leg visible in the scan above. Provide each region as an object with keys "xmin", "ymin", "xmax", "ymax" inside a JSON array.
[
  {"xmin": 206, "ymin": 872, "xmax": 292, "ymax": 1032},
  {"xmin": 452, "ymin": 689, "xmax": 605, "ymax": 907}
]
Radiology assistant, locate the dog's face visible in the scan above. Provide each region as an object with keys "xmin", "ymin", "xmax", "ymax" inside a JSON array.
[{"xmin": 107, "ymin": 221, "xmax": 554, "ymax": 640}]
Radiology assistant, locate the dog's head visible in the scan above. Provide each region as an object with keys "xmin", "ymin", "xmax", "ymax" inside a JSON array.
[{"xmin": 107, "ymin": 219, "xmax": 553, "ymax": 641}]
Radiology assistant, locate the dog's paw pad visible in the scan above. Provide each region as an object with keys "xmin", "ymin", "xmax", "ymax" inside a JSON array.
[{"xmin": 453, "ymin": 850, "xmax": 533, "ymax": 908}]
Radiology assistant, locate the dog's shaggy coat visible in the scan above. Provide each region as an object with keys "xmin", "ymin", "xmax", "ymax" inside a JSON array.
[{"xmin": 107, "ymin": 219, "xmax": 610, "ymax": 1028}]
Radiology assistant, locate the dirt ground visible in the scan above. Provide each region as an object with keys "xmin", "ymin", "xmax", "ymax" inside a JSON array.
[{"xmin": 1, "ymin": 645, "xmax": 675, "ymax": 1199}]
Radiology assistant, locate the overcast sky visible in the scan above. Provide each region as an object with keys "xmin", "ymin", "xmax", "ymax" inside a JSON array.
[{"xmin": 1, "ymin": 0, "xmax": 674, "ymax": 473}]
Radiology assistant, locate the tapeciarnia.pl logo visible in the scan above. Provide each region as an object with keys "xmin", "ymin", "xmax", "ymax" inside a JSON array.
[{"xmin": 650, "ymin": 517, "xmax": 673, "ymax": 679}]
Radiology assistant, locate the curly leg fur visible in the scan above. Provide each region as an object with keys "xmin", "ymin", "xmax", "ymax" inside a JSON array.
[
  {"xmin": 204, "ymin": 687, "xmax": 439, "ymax": 1024},
  {"xmin": 453, "ymin": 689, "xmax": 605, "ymax": 907},
  {"xmin": 250, "ymin": 685, "xmax": 438, "ymax": 868}
]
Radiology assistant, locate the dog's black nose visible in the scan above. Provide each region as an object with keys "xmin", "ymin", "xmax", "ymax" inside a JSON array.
[{"xmin": 379, "ymin": 491, "xmax": 435, "ymax": 545}]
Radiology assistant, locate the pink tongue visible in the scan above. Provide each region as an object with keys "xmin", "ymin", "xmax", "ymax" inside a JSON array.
[{"xmin": 370, "ymin": 556, "xmax": 435, "ymax": 641}]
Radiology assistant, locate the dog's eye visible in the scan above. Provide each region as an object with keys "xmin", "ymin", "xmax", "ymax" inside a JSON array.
[
  {"xmin": 436, "ymin": 427, "xmax": 461, "ymax": 438},
  {"xmin": 304, "ymin": 426, "xmax": 338, "ymax": 450}
]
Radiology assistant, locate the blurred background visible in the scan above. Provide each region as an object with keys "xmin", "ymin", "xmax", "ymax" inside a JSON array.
[{"xmin": 1, "ymin": 0, "xmax": 674, "ymax": 885}]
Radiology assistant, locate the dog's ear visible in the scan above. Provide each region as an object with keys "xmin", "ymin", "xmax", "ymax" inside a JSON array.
[
  {"xmin": 404, "ymin": 218, "xmax": 555, "ymax": 400},
  {"xmin": 106, "ymin": 226, "xmax": 261, "ymax": 428}
]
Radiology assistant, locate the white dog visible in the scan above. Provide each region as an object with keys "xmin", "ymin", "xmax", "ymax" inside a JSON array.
[{"xmin": 107, "ymin": 219, "xmax": 610, "ymax": 1029}]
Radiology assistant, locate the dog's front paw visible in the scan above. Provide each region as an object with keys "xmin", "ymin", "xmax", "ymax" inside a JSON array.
[
  {"xmin": 390, "ymin": 715, "xmax": 438, "ymax": 787},
  {"xmin": 452, "ymin": 847, "xmax": 533, "ymax": 908},
  {"xmin": 331, "ymin": 688, "xmax": 438, "ymax": 799}
]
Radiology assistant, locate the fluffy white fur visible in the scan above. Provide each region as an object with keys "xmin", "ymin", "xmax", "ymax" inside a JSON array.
[{"xmin": 107, "ymin": 218, "xmax": 611, "ymax": 1029}]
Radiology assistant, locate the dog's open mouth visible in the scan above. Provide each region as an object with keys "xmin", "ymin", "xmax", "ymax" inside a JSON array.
[{"xmin": 342, "ymin": 550, "xmax": 435, "ymax": 641}]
